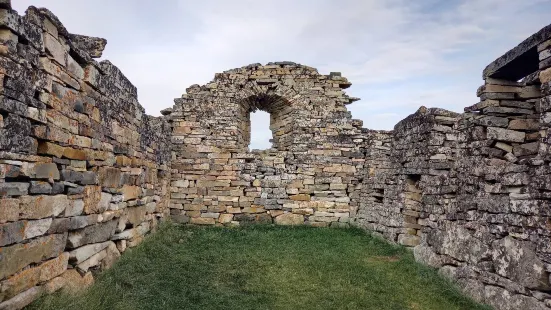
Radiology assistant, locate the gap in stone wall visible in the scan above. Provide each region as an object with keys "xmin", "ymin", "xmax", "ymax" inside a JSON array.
[{"xmin": 249, "ymin": 110, "xmax": 273, "ymax": 150}]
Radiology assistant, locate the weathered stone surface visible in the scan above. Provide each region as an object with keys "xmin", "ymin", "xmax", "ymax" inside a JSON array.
[
  {"xmin": 0, "ymin": 221, "xmax": 24, "ymax": 247},
  {"xmin": 32, "ymin": 163, "xmax": 59, "ymax": 179},
  {"xmin": 0, "ymin": 287, "xmax": 42, "ymax": 310},
  {"xmin": 29, "ymin": 181, "xmax": 52, "ymax": 194},
  {"xmin": 491, "ymin": 237, "xmax": 550, "ymax": 290},
  {"xmin": 23, "ymin": 218, "xmax": 53, "ymax": 239},
  {"xmin": 67, "ymin": 220, "xmax": 117, "ymax": 248},
  {"xmin": 39, "ymin": 252, "xmax": 69, "ymax": 282},
  {"xmin": 0, "ymin": 183, "xmax": 28, "ymax": 197},
  {"xmin": 68, "ymin": 241, "xmax": 111, "ymax": 264},
  {"xmin": 487, "ymin": 127, "xmax": 525, "ymax": 143},
  {"xmin": 275, "ymin": 213, "xmax": 304, "ymax": 226},
  {"xmin": 122, "ymin": 185, "xmax": 140, "ymax": 201},
  {"xmin": 59, "ymin": 269, "xmax": 93, "ymax": 294},
  {"xmin": 0, "ymin": 266, "xmax": 40, "ymax": 302},
  {"xmin": 1, "ymin": 4, "xmax": 551, "ymax": 309},
  {"xmin": 0, "ymin": 199, "xmax": 18, "ymax": 223},
  {"xmin": 483, "ymin": 23, "xmax": 551, "ymax": 80},
  {"xmin": 127, "ymin": 206, "xmax": 147, "ymax": 226},
  {"xmin": 68, "ymin": 34, "xmax": 106, "ymax": 58},
  {"xmin": 513, "ymin": 142, "xmax": 539, "ymax": 157},
  {"xmin": 19, "ymin": 195, "xmax": 69, "ymax": 219},
  {"xmin": 0, "ymin": 234, "xmax": 66, "ymax": 279},
  {"xmin": 100, "ymin": 242, "xmax": 121, "ymax": 270}
]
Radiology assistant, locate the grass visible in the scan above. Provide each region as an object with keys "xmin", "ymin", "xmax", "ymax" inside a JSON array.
[{"xmin": 30, "ymin": 224, "xmax": 491, "ymax": 310}]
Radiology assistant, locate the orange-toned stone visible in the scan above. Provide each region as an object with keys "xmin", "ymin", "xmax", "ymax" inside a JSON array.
[
  {"xmin": 37, "ymin": 141, "xmax": 65, "ymax": 158},
  {"xmin": 83, "ymin": 186, "xmax": 101, "ymax": 214},
  {"xmin": 63, "ymin": 148, "xmax": 86, "ymax": 160},
  {"xmin": 39, "ymin": 252, "xmax": 69, "ymax": 282},
  {"xmin": 122, "ymin": 185, "xmax": 140, "ymax": 201},
  {"xmin": 289, "ymin": 194, "xmax": 310, "ymax": 201},
  {"xmin": 0, "ymin": 266, "xmax": 40, "ymax": 301},
  {"xmin": 0, "ymin": 198, "xmax": 19, "ymax": 223},
  {"xmin": 59, "ymin": 270, "xmax": 94, "ymax": 294}
]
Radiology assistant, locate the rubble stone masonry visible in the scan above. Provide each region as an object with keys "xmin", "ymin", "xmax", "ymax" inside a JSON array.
[
  {"xmin": 0, "ymin": 3, "xmax": 170, "ymax": 309},
  {"xmin": 1, "ymin": 1, "xmax": 551, "ymax": 309}
]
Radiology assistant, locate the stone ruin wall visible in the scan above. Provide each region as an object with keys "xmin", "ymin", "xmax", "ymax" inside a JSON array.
[
  {"xmin": 0, "ymin": 3, "xmax": 171, "ymax": 309},
  {"xmin": 356, "ymin": 24, "xmax": 551, "ymax": 310},
  {"xmin": 1, "ymin": 1, "xmax": 551, "ymax": 309},
  {"xmin": 166, "ymin": 63, "xmax": 367, "ymax": 227}
]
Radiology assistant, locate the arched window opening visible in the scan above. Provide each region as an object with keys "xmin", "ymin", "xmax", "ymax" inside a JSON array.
[
  {"xmin": 238, "ymin": 92, "xmax": 292, "ymax": 151},
  {"xmin": 249, "ymin": 110, "xmax": 272, "ymax": 150}
]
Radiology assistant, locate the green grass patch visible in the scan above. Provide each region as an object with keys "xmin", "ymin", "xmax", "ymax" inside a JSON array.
[{"xmin": 30, "ymin": 224, "xmax": 491, "ymax": 310}]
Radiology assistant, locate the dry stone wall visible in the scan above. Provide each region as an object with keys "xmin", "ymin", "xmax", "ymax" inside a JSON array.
[
  {"xmin": 0, "ymin": 3, "xmax": 170, "ymax": 309},
  {"xmin": 355, "ymin": 24, "xmax": 551, "ymax": 310},
  {"xmin": 167, "ymin": 64, "xmax": 367, "ymax": 227},
  {"xmin": 1, "ymin": 1, "xmax": 551, "ymax": 310}
]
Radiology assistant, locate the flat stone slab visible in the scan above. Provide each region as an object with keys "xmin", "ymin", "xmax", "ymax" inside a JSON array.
[{"xmin": 483, "ymin": 23, "xmax": 551, "ymax": 80}]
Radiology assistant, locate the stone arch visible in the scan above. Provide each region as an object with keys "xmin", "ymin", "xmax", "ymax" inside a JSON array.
[
  {"xmin": 171, "ymin": 62, "xmax": 359, "ymax": 153},
  {"xmin": 169, "ymin": 62, "xmax": 365, "ymax": 226}
]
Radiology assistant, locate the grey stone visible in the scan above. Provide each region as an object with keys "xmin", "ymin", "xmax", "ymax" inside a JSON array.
[
  {"xmin": 67, "ymin": 220, "xmax": 117, "ymax": 248},
  {"xmin": 0, "ymin": 183, "xmax": 29, "ymax": 196},
  {"xmin": 29, "ymin": 181, "xmax": 52, "ymax": 194},
  {"xmin": 491, "ymin": 236, "xmax": 550, "ymax": 290}
]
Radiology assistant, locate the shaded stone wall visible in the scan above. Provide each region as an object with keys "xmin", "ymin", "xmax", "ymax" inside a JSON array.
[
  {"xmin": 167, "ymin": 64, "xmax": 367, "ymax": 227},
  {"xmin": 355, "ymin": 25, "xmax": 551, "ymax": 310},
  {"xmin": 0, "ymin": 4, "xmax": 170, "ymax": 309},
  {"xmin": 1, "ymin": 1, "xmax": 551, "ymax": 310}
]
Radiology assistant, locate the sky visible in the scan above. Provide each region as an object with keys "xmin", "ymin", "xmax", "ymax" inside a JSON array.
[{"xmin": 13, "ymin": 0, "xmax": 551, "ymax": 149}]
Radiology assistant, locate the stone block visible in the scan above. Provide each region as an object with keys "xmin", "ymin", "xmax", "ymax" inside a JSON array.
[
  {"xmin": 0, "ymin": 234, "xmax": 66, "ymax": 279},
  {"xmin": 487, "ymin": 127, "xmax": 525, "ymax": 143},
  {"xmin": 122, "ymin": 185, "xmax": 140, "ymax": 201},
  {"xmin": 219, "ymin": 214, "xmax": 233, "ymax": 223},
  {"xmin": 0, "ymin": 287, "xmax": 42, "ymax": 310},
  {"xmin": 39, "ymin": 252, "xmax": 69, "ymax": 282},
  {"xmin": 37, "ymin": 141, "xmax": 65, "ymax": 157},
  {"xmin": 0, "ymin": 183, "xmax": 28, "ymax": 197},
  {"xmin": 62, "ymin": 148, "xmax": 86, "ymax": 160},
  {"xmin": 98, "ymin": 167, "xmax": 121, "ymax": 188},
  {"xmin": 67, "ymin": 220, "xmax": 117, "ymax": 248},
  {"xmin": 69, "ymin": 241, "xmax": 111, "ymax": 264},
  {"xmin": 289, "ymin": 194, "xmax": 310, "ymax": 201},
  {"xmin": 24, "ymin": 218, "xmax": 53, "ymax": 239},
  {"xmin": 19, "ymin": 195, "xmax": 69, "ymax": 219},
  {"xmin": 29, "ymin": 181, "xmax": 52, "ymax": 194},
  {"xmin": 491, "ymin": 236, "xmax": 550, "ymax": 290},
  {"xmin": 0, "ymin": 221, "xmax": 24, "ymax": 246},
  {"xmin": 127, "ymin": 206, "xmax": 147, "ymax": 226},
  {"xmin": 508, "ymin": 119, "xmax": 539, "ymax": 131},
  {"xmin": 0, "ymin": 198, "xmax": 18, "ymax": 223},
  {"xmin": 274, "ymin": 213, "xmax": 304, "ymax": 225},
  {"xmin": 513, "ymin": 142, "xmax": 539, "ymax": 157},
  {"xmin": 44, "ymin": 33, "xmax": 66, "ymax": 66},
  {"xmin": 59, "ymin": 269, "xmax": 94, "ymax": 294}
]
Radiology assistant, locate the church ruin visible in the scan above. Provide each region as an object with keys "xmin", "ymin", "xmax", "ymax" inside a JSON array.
[{"xmin": 1, "ymin": 1, "xmax": 551, "ymax": 309}]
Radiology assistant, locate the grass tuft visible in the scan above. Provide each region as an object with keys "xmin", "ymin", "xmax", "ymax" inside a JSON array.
[{"xmin": 29, "ymin": 224, "xmax": 491, "ymax": 310}]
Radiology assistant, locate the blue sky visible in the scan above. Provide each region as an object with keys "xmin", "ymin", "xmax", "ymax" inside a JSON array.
[{"xmin": 13, "ymin": 0, "xmax": 551, "ymax": 149}]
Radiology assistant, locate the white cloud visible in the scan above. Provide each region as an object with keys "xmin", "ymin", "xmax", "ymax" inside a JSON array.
[{"xmin": 12, "ymin": 0, "xmax": 551, "ymax": 148}]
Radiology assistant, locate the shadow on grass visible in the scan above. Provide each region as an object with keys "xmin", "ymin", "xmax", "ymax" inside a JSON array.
[{"xmin": 29, "ymin": 223, "xmax": 492, "ymax": 310}]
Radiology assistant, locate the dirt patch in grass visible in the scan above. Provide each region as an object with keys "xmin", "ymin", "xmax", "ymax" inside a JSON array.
[{"xmin": 29, "ymin": 224, "xmax": 491, "ymax": 310}]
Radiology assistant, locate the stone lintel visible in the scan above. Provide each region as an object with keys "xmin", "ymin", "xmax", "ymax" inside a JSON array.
[{"xmin": 483, "ymin": 23, "xmax": 551, "ymax": 80}]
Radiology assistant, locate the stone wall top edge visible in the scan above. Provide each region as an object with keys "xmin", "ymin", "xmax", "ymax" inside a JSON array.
[
  {"xmin": 393, "ymin": 106, "xmax": 462, "ymax": 132},
  {"xmin": 16, "ymin": 5, "xmax": 166, "ymax": 122}
]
